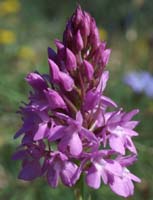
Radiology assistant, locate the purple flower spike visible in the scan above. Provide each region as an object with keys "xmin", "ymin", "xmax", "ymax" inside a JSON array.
[{"xmin": 14, "ymin": 5, "xmax": 140, "ymax": 198}]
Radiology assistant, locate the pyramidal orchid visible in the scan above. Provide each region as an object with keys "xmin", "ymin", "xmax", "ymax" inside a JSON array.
[{"xmin": 13, "ymin": 6, "xmax": 140, "ymax": 199}]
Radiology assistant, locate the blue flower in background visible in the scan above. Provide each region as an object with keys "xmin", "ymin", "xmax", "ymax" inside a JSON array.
[
  {"xmin": 145, "ymin": 80, "xmax": 153, "ymax": 98},
  {"xmin": 123, "ymin": 71, "xmax": 153, "ymax": 98}
]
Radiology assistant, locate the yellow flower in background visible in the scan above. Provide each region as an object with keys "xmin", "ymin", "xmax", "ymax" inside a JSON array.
[
  {"xmin": 99, "ymin": 27, "xmax": 108, "ymax": 41},
  {"xmin": 0, "ymin": 29, "xmax": 16, "ymax": 44},
  {"xmin": 18, "ymin": 46, "xmax": 36, "ymax": 61},
  {"xmin": 0, "ymin": 0, "xmax": 20, "ymax": 16},
  {"xmin": 148, "ymin": 101, "xmax": 153, "ymax": 113},
  {"xmin": 135, "ymin": 38, "xmax": 149, "ymax": 58}
]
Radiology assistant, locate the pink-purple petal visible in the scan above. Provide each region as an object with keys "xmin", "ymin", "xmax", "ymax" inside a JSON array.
[
  {"xmin": 83, "ymin": 60, "xmax": 94, "ymax": 81},
  {"xmin": 48, "ymin": 125, "xmax": 65, "ymax": 141},
  {"xmin": 97, "ymin": 71, "xmax": 109, "ymax": 92},
  {"xmin": 61, "ymin": 161, "xmax": 77, "ymax": 186},
  {"xmin": 109, "ymin": 135, "xmax": 125, "ymax": 155},
  {"xmin": 125, "ymin": 136, "xmax": 137, "ymax": 154},
  {"xmin": 47, "ymin": 167, "xmax": 59, "ymax": 188},
  {"xmin": 44, "ymin": 88, "xmax": 67, "ymax": 110},
  {"xmin": 109, "ymin": 176, "xmax": 130, "ymax": 198},
  {"xmin": 59, "ymin": 71, "xmax": 74, "ymax": 91},
  {"xmin": 34, "ymin": 122, "xmax": 48, "ymax": 141},
  {"xmin": 18, "ymin": 160, "xmax": 41, "ymax": 180},
  {"xmin": 69, "ymin": 132, "xmax": 82, "ymax": 156},
  {"xmin": 48, "ymin": 59, "xmax": 60, "ymax": 82},
  {"xmin": 86, "ymin": 165, "xmax": 101, "ymax": 189}
]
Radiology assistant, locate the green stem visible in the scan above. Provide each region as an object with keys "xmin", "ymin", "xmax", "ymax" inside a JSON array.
[
  {"xmin": 74, "ymin": 176, "xmax": 88, "ymax": 200},
  {"xmin": 74, "ymin": 187, "xmax": 83, "ymax": 200}
]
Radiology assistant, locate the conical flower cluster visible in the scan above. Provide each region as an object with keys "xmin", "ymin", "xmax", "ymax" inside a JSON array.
[{"xmin": 13, "ymin": 6, "xmax": 140, "ymax": 197}]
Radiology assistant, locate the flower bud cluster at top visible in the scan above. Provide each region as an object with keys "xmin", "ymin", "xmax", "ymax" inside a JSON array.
[{"xmin": 13, "ymin": 6, "xmax": 140, "ymax": 198}]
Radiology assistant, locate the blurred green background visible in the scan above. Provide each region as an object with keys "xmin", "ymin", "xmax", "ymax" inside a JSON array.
[{"xmin": 0, "ymin": 0, "xmax": 153, "ymax": 199}]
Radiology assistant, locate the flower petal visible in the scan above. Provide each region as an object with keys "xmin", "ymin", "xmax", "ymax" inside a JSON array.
[
  {"xmin": 97, "ymin": 71, "xmax": 109, "ymax": 92},
  {"xmin": 18, "ymin": 160, "xmax": 41, "ymax": 180},
  {"xmin": 69, "ymin": 132, "xmax": 82, "ymax": 156},
  {"xmin": 48, "ymin": 59, "xmax": 60, "ymax": 82},
  {"xmin": 84, "ymin": 89, "xmax": 100, "ymax": 111},
  {"xmin": 34, "ymin": 122, "xmax": 48, "ymax": 141},
  {"xmin": 125, "ymin": 136, "xmax": 137, "ymax": 154},
  {"xmin": 101, "ymin": 95, "xmax": 117, "ymax": 108},
  {"xmin": 26, "ymin": 72, "xmax": 48, "ymax": 91},
  {"xmin": 48, "ymin": 125, "xmax": 65, "ymax": 141},
  {"xmin": 109, "ymin": 176, "xmax": 132, "ymax": 197},
  {"xmin": 61, "ymin": 161, "xmax": 77, "ymax": 186},
  {"xmin": 86, "ymin": 165, "xmax": 101, "ymax": 189},
  {"xmin": 47, "ymin": 167, "xmax": 59, "ymax": 188},
  {"xmin": 44, "ymin": 88, "xmax": 67, "ymax": 110},
  {"xmin": 109, "ymin": 135, "xmax": 125, "ymax": 155},
  {"xmin": 65, "ymin": 48, "xmax": 77, "ymax": 70},
  {"xmin": 59, "ymin": 71, "xmax": 74, "ymax": 91},
  {"xmin": 83, "ymin": 60, "xmax": 94, "ymax": 81}
]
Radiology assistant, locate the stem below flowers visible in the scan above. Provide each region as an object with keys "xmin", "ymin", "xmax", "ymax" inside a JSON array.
[
  {"xmin": 74, "ymin": 176, "xmax": 87, "ymax": 200},
  {"xmin": 74, "ymin": 188, "xmax": 83, "ymax": 200}
]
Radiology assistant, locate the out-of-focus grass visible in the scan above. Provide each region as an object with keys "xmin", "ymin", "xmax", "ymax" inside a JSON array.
[{"xmin": 0, "ymin": 1, "xmax": 153, "ymax": 199}]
